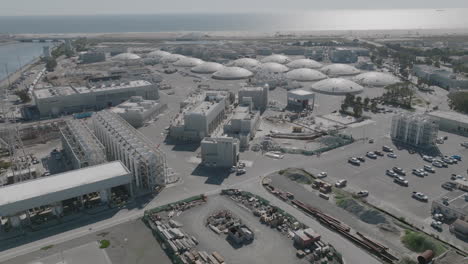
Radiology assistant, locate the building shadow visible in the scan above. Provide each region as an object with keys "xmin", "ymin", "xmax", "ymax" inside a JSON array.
[{"xmin": 191, "ymin": 165, "xmax": 231, "ymax": 185}]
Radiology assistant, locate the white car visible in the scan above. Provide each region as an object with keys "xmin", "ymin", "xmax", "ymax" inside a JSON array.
[
  {"xmin": 387, "ymin": 153, "xmax": 397, "ymax": 158},
  {"xmin": 412, "ymin": 192, "xmax": 428, "ymax": 202},
  {"xmin": 386, "ymin": 169, "xmax": 397, "ymax": 177},
  {"xmin": 423, "ymin": 165, "xmax": 435, "ymax": 173},
  {"xmin": 431, "ymin": 220, "xmax": 442, "ymax": 231},
  {"xmin": 423, "ymin": 155, "xmax": 433, "ymax": 162},
  {"xmin": 317, "ymin": 172, "xmax": 327, "ymax": 178},
  {"xmin": 335, "ymin": 179, "xmax": 347, "ymax": 188},
  {"xmin": 432, "ymin": 161, "xmax": 444, "ymax": 168},
  {"xmin": 412, "ymin": 169, "xmax": 428, "ymax": 177},
  {"xmin": 366, "ymin": 152, "xmax": 377, "ymax": 159},
  {"xmin": 394, "ymin": 176, "xmax": 409, "ymax": 186}
]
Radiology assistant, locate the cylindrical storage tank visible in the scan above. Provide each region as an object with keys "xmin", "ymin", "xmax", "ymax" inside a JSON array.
[
  {"xmin": 417, "ymin": 250, "xmax": 434, "ymax": 264},
  {"xmin": 191, "ymin": 62, "xmax": 224, "ymax": 74},
  {"xmin": 212, "ymin": 67, "xmax": 253, "ymax": 80}
]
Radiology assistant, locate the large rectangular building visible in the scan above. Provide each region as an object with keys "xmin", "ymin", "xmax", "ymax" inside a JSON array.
[
  {"xmin": 413, "ymin": 64, "xmax": 468, "ymax": 89},
  {"xmin": 201, "ymin": 137, "xmax": 239, "ymax": 168},
  {"xmin": 391, "ymin": 113, "xmax": 438, "ymax": 148},
  {"xmin": 92, "ymin": 110, "xmax": 168, "ymax": 190},
  {"xmin": 238, "ymin": 86, "xmax": 269, "ymax": 112},
  {"xmin": 170, "ymin": 91, "xmax": 229, "ymax": 142},
  {"xmin": 60, "ymin": 119, "xmax": 107, "ymax": 170},
  {"xmin": 427, "ymin": 110, "xmax": 468, "ymax": 136},
  {"xmin": 224, "ymin": 105, "xmax": 260, "ymax": 149},
  {"xmin": 33, "ymin": 80, "xmax": 159, "ymax": 117},
  {"xmin": 0, "ymin": 161, "xmax": 131, "ymax": 225},
  {"xmin": 110, "ymin": 96, "xmax": 167, "ymax": 128}
]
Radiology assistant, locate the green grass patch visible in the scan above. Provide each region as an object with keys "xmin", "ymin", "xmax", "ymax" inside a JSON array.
[
  {"xmin": 280, "ymin": 168, "xmax": 315, "ymax": 184},
  {"xmin": 41, "ymin": 245, "xmax": 54, "ymax": 250},
  {"xmin": 401, "ymin": 230, "xmax": 446, "ymax": 255},
  {"xmin": 99, "ymin": 239, "xmax": 110, "ymax": 249}
]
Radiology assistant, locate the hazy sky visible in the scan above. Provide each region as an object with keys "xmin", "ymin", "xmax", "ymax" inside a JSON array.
[{"xmin": 2, "ymin": 0, "xmax": 468, "ymax": 16}]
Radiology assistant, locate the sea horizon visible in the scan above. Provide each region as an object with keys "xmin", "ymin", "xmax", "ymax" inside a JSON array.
[{"xmin": 1, "ymin": 8, "xmax": 468, "ymax": 34}]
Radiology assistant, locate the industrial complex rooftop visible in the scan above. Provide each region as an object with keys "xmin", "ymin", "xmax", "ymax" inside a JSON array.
[{"xmin": 0, "ymin": 161, "xmax": 131, "ymax": 216}]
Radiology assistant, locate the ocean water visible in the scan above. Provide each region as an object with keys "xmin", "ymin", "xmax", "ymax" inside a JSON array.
[
  {"xmin": 0, "ymin": 42, "xmax": 54, "ymax": 81},
  {"xmin": 0, "ymin": 9, "xmax": 467, "ymax": 34}
]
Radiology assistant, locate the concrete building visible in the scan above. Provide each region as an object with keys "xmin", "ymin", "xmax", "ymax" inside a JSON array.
[
  {"xmin": 79, "ymin": 52, "xmax": 106, "ymax": 64},
  {"xmin": 330, "ymin": 48, "xmax": 358, "ymax": 63},
  {"xmin": 93, "ymin": 110, "xmax": 168, "ymax": 190},
  {"xmin": 431, "ymin": 190, "xmax": 468, "ymax": 221},
  {"xmin": 33, "ymin": 80, "xmax": 159, "ymax": 117},
  {"xmin": 413, "ymin": 64, "xmax": 468, "ymax": 89},
  {"xmin": 170, "ymin": 91, "xmax": 229, "ymax": 142},
  {"xmin": 60, "ymin": 119, "xmax": 107, "ymax": 170},
  {"xmin": 287, "ymin": 89, "xmax": 315, "ymax": 111},
  {"xmin": 201, "ymin": 136, "xmax": 239, "ymax": 168},
  {"xmin": 391, "ymin": 113, "xmax": 438, "ymax": 148},
  {"xmin": 0, "ymin": 161, "xmax": 131, "ymax": 227},
  {"xmin": 238, "ymin": 86, "xmax": 269, "ymax": 112},
  {"xmin": 42, "ymin": 46, "xmax": 51, "ymax": 58},
  {"xmin": 224, "ymin": 102, "xmax": 260, "ymax": 149},
  {"xmin": 427, "ymin": 110, "xmax": 468, "ymax": 136},
  {"xmin": 110, "ymin": 96, "xmax": 167, "ymax": 128}
]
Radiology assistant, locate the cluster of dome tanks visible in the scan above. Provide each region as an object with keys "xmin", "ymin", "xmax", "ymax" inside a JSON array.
[{"xmin": 140, "ymin": 50, "xmax": 401, "ymax": 93}]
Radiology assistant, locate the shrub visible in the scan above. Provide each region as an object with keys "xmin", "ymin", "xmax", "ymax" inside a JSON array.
[{"xmin": 99, "ymin": 239, "xmax": 110, "ymax": 249}]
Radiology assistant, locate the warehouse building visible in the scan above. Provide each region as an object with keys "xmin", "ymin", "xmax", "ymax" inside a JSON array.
[
  {"xmin": 60, "ymin": 119, "xmax": 107, "ymax": 170},
  {"xmin": 390, "ymin": 113, "xmax": 439, "ymax": 148},
  {"xmin": 110, "ymin": 96, "xmax": 167, "ymax": 128},
  {"xmin": 79, "ymin": 52, "xmax": 106, "ymax": 64},
  {"xmin": 93, "ymin": 110, "xmax": 168, "ymax": 190},
  {"xmin": 33, "ymin": 80, "xmax": 159, "ymax": 117},
  {"xmin": 224, "ymin": 101, "xmax": 261, "ymax": 149},
  {"xmin": 201, "ymin": 136, "xmax": 239, "ymax": 168},
  {"xmin": 427, "ymin": 110, "xmax": 468, "ymax": 137},
  {"xmin": 238, "ymin": 86, "xmax": 269, "ymax": 112},
  {"xmin": 0, "ymin": 161, "xmax": 131, "ymax": 227},
  {"xmin": 170, "ymin": 91, "xmax": 230, "ymax": 142},
  {"xmin": 413, "ymin": 65, "xmax": 468, "ymax": 89}
]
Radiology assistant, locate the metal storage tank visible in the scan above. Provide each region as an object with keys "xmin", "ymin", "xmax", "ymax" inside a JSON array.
[
  {"xmin": 191, "ymin": 62, "xmax": 224, "ymax": 74},
  {"xmin": 212, "ymin": 67, "xmax": 253, "ymax": 80},
  {"xmin": 353, "ymin": 72, "xmax": 400, "ymax": 87},
  {"xmin": 258, "ymin": 62, "xmax": 289, "ymax": 73},
  {"xmin": 261, "ymin": 54, "xmax": 290, "ymax": 64},
  {"xmin": 320, "ymin": 64, "xmax": 360, "ymax": 76},
  {"xmin": 310, "ymin": 78, "xmax": 364, "ymax": 95},
  {"xmin": 286, "ymin": 68, "xmax": 327, "ymax": 82},
  {"xmin": 173, "ymin": 57, "xmax": 204, "ymax": 67},
  {"xmin": 287, "ymin": 59, "xmax": 323, "ymax": 69}
]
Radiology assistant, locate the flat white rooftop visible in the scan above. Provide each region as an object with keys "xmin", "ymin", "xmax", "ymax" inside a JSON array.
[
  {"xmin": 428, "ymin": 110, "xmax": 468, "ymax": 124},
  {"xmin": 0, "ymin": 161, "xmax": 131, "ymax": 216}
]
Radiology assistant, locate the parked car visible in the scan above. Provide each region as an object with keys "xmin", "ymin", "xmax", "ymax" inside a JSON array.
[
  {"xmin": 450, "ymin": 174, "xmax": 466, "ymax": 181},
  {"xmin": 236, "ymin": 169, "xmax": 246, "ymax": 175},
  {"xmin": 394, "ymin": 176, "xmax": 409, "ymax": 186},
  {"xmin": 348, "ymin": 157, "xmax": 360, "ymax": 166},
  {"xmin": 423, "ymin": 165, "xmax": 435, "ymax": 173},
  {"xmin": 335, "ymin": 179, "xmax": 347, "ymax": 188},
  {"xmin": 366, "ymin": 152, "xmax": 377, "ymax": 159},
  {"xmin": 368, "ymin": 138, "xmax": 374, "ymax": 143},
  {"xmin": 392, "ymin": 167, "xmax": 406, "ymax": 176},
  {"xmin": 317, "ymin": 172, "xmax": 328, "ymax": 178},
  {"xmin": 382, "ymin": 146, "xmax": 393, "ymax": 152},
  {"xmin": 442, "ymin": 157, "xmax": 454, "ymax": 164},
  {"xmin": 423, "ymin": 155, "xmax": 434, "ymax": 162},
  {"xmin": 431, "ymin": 220, "xmax": 443, "ymax": 231},
  {"xmin": 432, "ymin": 161, "xmax": 444, "ymax": 168},
  {"xmin": 356, "ymin": 190, "xmax": 369, "ymax": 197},
  {"xmin": 412, "ymin": 192, "xmax": 429, "ymax": 202},
  {"xmin": 441, "ymin": 182, "xmax": 456, "ymax": 191},
  {"xmin": 357, "ymin": 156, "xmax": 366, "ymax": 162},
  {"xmin": 387, "ymin": 153, "xmax": 397, "ymax": 158},
  {"xmin": 412, "ymin": 169, "xmax": 427, "ymax": 177},
  {"xmin": 386, "ymin": 169, "xmax": 397, "ymax": 178},
  {"xmin": 451, "ymin": 155, "xmax": 462, "ymax": 161},
  {"xmin": 374, "ymin": 151, "xmax": 384, "ymax": 156}
]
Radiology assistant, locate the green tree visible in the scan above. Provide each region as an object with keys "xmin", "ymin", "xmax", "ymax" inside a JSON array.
[
  {"xmin": 448, "ymin": 92, "xmax": 468, "ymax": 113},
  {"xmin": 344, "ymin": 94, "xmax": 355, "ymax": 105},
  {"xmin": 363, "ymin": 97, "xmax": 370, "ymax": 107},
  {"xmin": 353, "ymin": 105, "xmax": 363, "ymax": 117},
  {"xmin": 45, "ymin": 58, "xmax": 57, "ymax": 72},
  {"xmin": 434, "ymin": 60, "xmax": 440, "ymax": 68},
  {"xmin": 341, "ymin": 103, "xmax": 347, "ymax": 113},
  {"xmin": 355, "ymin": 96, "xmax": 362, "ymax": 105},
  {"xmin": 15, "ymin": 90, "xmax": 31, "ymax": 103},
  {"xmin": 370, "ymin": 101, "xmax": 378, "ymax": 112}
]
